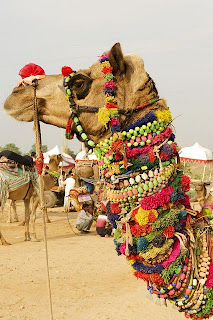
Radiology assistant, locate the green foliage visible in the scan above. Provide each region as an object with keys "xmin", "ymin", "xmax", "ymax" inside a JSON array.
[
  {"xmin": 29, "ymin": 143, "xmax": 48, "ymax": 154},
  {"xmin": 0, "ymin": 143, "xmax": 22, "ymax": 155},
  {"xmin": 63, "ymin": 148, "xmax": 76, "ymax": 159}
]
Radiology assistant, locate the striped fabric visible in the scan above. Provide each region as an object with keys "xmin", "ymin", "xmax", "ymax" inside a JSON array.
[{"xmin": 0, "ymin": 167, "xmax": 39, "ymax": 207}]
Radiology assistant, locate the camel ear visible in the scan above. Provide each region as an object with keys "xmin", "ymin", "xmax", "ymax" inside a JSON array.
[{"xmin": 108, "ymin": 43, "xmax": 126, "ymax": 76}]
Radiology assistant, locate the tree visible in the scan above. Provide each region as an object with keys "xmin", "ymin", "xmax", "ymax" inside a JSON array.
[
  {"xmin": 64, "ymin": 148, "xmax": 76, "ymax": 159},
  {"xmin": 0, "ymin": 143, "xmax": 22, "ymax": 155},
  {"xmin": 29, "ymin": 144, "xmax": 48, "ymax": 154}
]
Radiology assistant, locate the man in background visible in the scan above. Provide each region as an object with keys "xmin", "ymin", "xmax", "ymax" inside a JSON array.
[
  {"xmin": 64, "ymin": 171, "xmax": 76, "ymax": 206},
  {"xmin": 58, "ymin": 170, "xmax": 66, "ymax": 190},
  {"xmin": 76, "ymin": 203, "xmax": 93, "ymax": 233}
]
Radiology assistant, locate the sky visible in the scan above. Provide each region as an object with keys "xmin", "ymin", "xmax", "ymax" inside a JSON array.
[{"xmin": 0, "ymin": 0, "xmax": 213, "ymax": 154}]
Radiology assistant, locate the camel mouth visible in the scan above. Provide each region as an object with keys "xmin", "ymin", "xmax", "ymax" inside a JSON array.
[{"xmin": 4, "ymin": 103, "xmax": 34, "ymax": 121}]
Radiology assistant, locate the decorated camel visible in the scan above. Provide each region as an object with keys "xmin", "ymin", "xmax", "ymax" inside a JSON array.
[
  {"xmin": 0, "ymin": 152, "xmax": 39, "ymax": 244},
  {"xmin": 9, "ymin": 153, "xmax": 63, "ymax": 224},
  {"xmin": 4, "ymin": 43, "xmax": 213, "ymax": 319},
  {"xmin": 74, "ymin": 159, "xmax": 99, "ymax": 188}
]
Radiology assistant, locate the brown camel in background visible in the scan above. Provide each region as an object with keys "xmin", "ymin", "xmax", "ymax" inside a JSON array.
[
  {"xmin": 8, "ymin": 154, "xmax": 63, "ymax": 226},
  {"xmin": 0, "ymin": 181, "xmax": 36, "ymax": 245}
]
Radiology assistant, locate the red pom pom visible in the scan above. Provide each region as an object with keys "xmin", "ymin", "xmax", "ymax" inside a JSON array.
[
  {"xmin": 180, "ymin": 175, "xmax": 191, "ymax": 192},
  {"xmin": 162, "ymin": 226, "xmax": 175, "ymax": 238},
  {"xmin": 100, "ymin": 202, "xmax": 106, "ymax": 212},
  {"xmin": 61, "ymin": 66, "xmax": 74, "ymax": 77},
  {"xmin": 148, "ymin": 211, "xmax": 157, "ymax": 223},
  {"xmin": 110, "ymin": 203, "xmax": 121, "ymax": 214},
  {"xmin": 19, "ymin": 63, "xmax": 45, "ymax": 79},
  {"xmin": 148, "ymin": 151, "xmax": 156, "ymax": 162},
  {"xmin": 114, "ymin": 153, "xmax": 121, "ymax": 161}
]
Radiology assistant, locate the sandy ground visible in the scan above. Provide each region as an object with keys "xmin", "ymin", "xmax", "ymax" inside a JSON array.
[{"xmin": 0, "ymin": 202, "xmax": 186, "ymax": 320}]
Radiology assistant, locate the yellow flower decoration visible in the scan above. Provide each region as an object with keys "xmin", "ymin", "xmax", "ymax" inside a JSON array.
[
  {"xmin": 155, "ymin": 109, "xmax": 172, "ymax": 123},
  {"xmin": 105, "ymin": 95, "xmax": 117, "ymax": 104},
  {"xmin": 140, "ymin": 239, "xmax": 174, "ymax": 259},
  {"xmin": 127, "ymin": 259, "xmax": 135, "ymax": 266},
  {"xmin": 135, "ymin": 207, "xmax": 150, "ymax": 226},
  {"xmin": 112, "ymin": 132, "xmax": 123, "ymax": 142},
  {"xmin": 101, "ymin": 61, "xmax": 111, "ymax": 68},
  {"xmin": 111, "ymin": 164, "xmax": 120, "ymax": 174},
  {"xmin": 97, "ymin": 107, "xmax": 110, "ymax": 126}
]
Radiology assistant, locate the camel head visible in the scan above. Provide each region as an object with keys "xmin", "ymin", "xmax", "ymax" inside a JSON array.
[
  {"xmin": 191, "ymin": 180, "xmax": 211, "ymax": 197},
  {"xmin": 48, "ymin": 154, "xmax": 63, "ymax": 172},
  {"xmin": 4, "ymin": 43, "xmax": 168, "ymax": 144}
]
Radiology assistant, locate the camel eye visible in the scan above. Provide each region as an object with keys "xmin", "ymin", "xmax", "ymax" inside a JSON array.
[
  {"xmin": 70, "ymin": 74, "xmax": 92, "ymax": 100},
  {"xmin": 73, "ymin": 80, "xmax": 84, "ymax": 89}
]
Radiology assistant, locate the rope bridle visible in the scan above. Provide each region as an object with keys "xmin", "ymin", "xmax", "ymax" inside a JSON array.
[{"xmin": 64, "ymin": 76, "xmax": 159, "ymax": 143}]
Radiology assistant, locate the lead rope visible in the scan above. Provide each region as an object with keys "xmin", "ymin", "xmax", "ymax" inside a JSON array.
[{"xmin": 32, "ymin": 80, "xmax": 54, "ymax": 320}]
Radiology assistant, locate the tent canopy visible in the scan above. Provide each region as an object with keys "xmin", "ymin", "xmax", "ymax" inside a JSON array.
[{"xmin": 179, "ymin": 142, "xmax": 213, "ymax": 163}]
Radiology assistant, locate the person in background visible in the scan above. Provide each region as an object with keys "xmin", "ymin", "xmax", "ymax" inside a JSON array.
[
  {"xmin": 64, "ymin": 171, "xmax": 76, "ymax": 206},
  {"xmin": 30, "ymin": 151, "xmax": 36, "ymax": 165},
  {"xmin": 58, "ymin": 170, "xmax": 66, "ymax": 190},
  {"xmin": 76, "ymin": 203, "xmax": 93, "ymax": 233},
  {"xmin": 96, "ymin": 202, "xmax": 112, "ymax": 237}
]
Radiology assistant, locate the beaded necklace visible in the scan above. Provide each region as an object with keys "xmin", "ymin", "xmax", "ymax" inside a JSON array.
[{"xmin": 63, "ymin": 70, "xmax": 95, "ymax": 147}]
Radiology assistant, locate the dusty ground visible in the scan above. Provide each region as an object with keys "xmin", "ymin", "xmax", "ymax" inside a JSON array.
[{"xmin": 0, "ymin": 202, "xmax": 185, "ymax": 320}]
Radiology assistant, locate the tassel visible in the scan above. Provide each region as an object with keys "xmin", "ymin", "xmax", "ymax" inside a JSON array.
[
  {"xmin": 36, "ymin": 152, "xmax": 44, "ymax": 175},
  {"xmin": 174, "ymin": 232, "xmax": 188, "ymax": 254},
  {"xmin": 65, "ymin": 119, "xmax": 74, "ymax": 140}
]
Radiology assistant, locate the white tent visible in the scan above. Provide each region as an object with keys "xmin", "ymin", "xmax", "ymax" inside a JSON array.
[
  {"xmin": 179, "ymin": 142, "xmax": 213, "ymax": 180},
  {"xmin": 43, "ymin": 145, "xmax": 75, "ymax": 167},
  {"xmin": 179, "ymin": 142, "xmax": 213, "ymax": 163}
]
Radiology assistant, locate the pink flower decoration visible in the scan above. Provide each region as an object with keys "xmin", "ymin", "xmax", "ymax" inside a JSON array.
[
  {"xmin": 151, "ymin": 127, "xmax": 173, "ymax": 145},
  {"xmin": 119, "ymin": 241, "xmax": 126, "ymax": 255},
  {"xmin": 161, "ymin": 240, "xmax": 180, "ymax": 269},
  {"xmin": 206, "ymin": 263, "xmax": 213, "ymax": 288},
  {"xmin": 140, "ymin": 186, "xmax": 174, "ymax": 210},
  {"xmin": 126, "ymin": 146, "xmax": 153, "ymax": 158},
  {"xmin": 110, "ymin": 118, "xmax": 120, "ymax": 125},
  {"xmin": 104, "ymin": 81, "xmax": 116, "ymax": 89},
  {"xmin": 99, "ymin": 52, "xmax": 109, "ymax": 60}
]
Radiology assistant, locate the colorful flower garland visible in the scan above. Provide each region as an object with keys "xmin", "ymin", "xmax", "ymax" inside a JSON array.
[
  {"xmin": 98, "ymin": 52, "xmax": 121, "ymax": 133},
  {"xmin": 96, "ymin": 51, "xmax": 213, "ymax": 319}
]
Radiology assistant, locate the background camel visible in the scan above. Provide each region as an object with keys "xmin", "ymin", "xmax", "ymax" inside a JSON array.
[
  {"xmin": 4, "ymin": 43, "xmax": 213, "ymax": 318},
  {"xmin": 48, "ymin": 154, "xmax": 63, "ymax": 172},
  {"xmin": 190, "ymin": 180, "xmax": 211, "ymax": 211},
  {"xmin": 0, "ymin": 179, "xmax": 36, "ymax": 245},
  {"xmin": 8, "ymin": 153, "xmax": 63, "ymax": 225}
]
